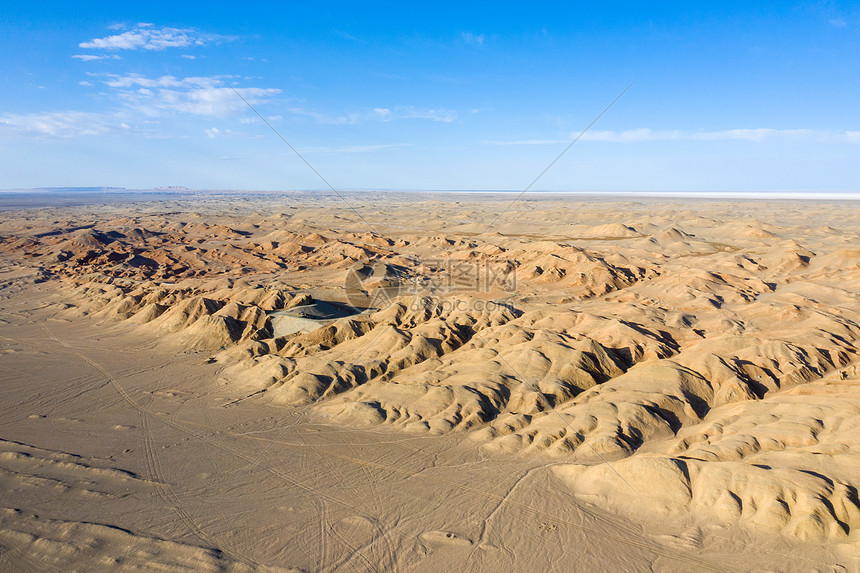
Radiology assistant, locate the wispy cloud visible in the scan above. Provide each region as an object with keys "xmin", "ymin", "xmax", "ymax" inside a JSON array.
[
  {"xmin": 79, "ymin": 23, "xmax": 231, "ymax": 51},
  {"xmin": 302, "ymin": 143, "xmax": 412, "ymax": 153},
  {"xmin": 203, "ymin": 127, "xmax": 269, "ymax": 139},
  {"xmin": 484, "ymin": 138, "xmax": 566, "ymax": 146},
  {"xmin": 289, "ymin": 105, "xmax": 457, "ymax": 125},
  {"xmin": 581, "ymin": 128, "xmax": 860, "ymax": 143},
  {"xmin": 103, "ymin": 73, "xmax": 221, "ymax": 89},
  {"xmin": 461, "ymin": 31, "xmax": 486, "ymax": 45},
  {"xmin": 98, "ymin": 73, "xmax": 281, "ymax": 117},
  {"xmin": 487, "ymin": 128, "xmax": 860, "ymax": 145},
  {"xmin": 128, "ymin": 86, "xmax": 280, "ymax": 117},
  {"xmin": 72, "ymin": 54, "xmax": 120, "ymax": 61},
  {"xmin": 205, "ymin": 127, "xmax": 227, "ymax": 138},
  {"xmin": 0, "ymin": 111, "xmax": 133, "ymax": 138},
  {"xmin": 395, "ymin": 106, "xmax": 458, "ymax": 122},
  {"xmin": 332, "ymin": 29, "xmax": 360, "ymax": 41},
  {"xmin": 286, "ymin": 107, "xmax": 374, "ymax": 125}
]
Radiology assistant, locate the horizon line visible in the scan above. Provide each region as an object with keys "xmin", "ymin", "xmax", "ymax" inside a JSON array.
[{"xmin": 2, "ymin": 187, "xmax": 860, "ymax": 201}]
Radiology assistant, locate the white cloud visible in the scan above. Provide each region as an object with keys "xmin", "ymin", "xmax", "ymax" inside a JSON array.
[
  {"xmin": 98, "ymin": 74, "xmax": 281, "ymax": 117},
  {"xmin": 79, "ymin": 23, "xmax": 229, "ymax": 51},
  {"xmin": 0, "ymin": 111, "xmax": 133, "ymax": 138},
  {"xmin": 580, "ymin": 128, "xmax": 859, "ymax": 143},
  {"xmin": 373, "ymin": 108, "xmax": 392, "ymax": 121},
  {"xmin": 203, "ymin": 127, "xmax": 263, "ymax": 139},
  {"xmin": 72, "ymin": 54, "xmax": 120, "ymax": 61},
  {"xmin": 578, "ymin": 128, "xmax": 678, "ymax": 142},
  {"xmin": 302, "ymin": 143, "xmax": 412, "ymax": 154},
  {"xmin": 288, "ymin": 105, "xmax": 456, "ymax": 125},
  {"xmin": 696, "ymin": 128, "xmax": 813, "ymax": 142},
  {"xmin": 484, "ymin": 138, "xmax": 566, "ymax": 146},
  {"xmin": 333, "ymin": 30, "xmax": 360, "ymax": 41},
  {"xmin": 287, "ymin": 107, "xmax": 352, "ymax": 124},
  {"xmin": 461, "ymin": 31, "xmax": 486, "ymax": 45},
  {"xmin": 488, "ymin": 129, "xmax": 860, "ymax": 145},
  {"xmin": 397, "ymin": 106, "xmax": 458, "ymax": 122},
  {"xmin": 130, "ymin": 86, "xmax": 280, "ymax": 117},
  {"xmin": 181, "ymin": 54, "xmax": 197, "ymax": 59},
  {"xmin": 103, "ymin": 73, "xmax": 221, "ymax": 89},
  {"xmin": 98, "ymin": 73, "xmax": 454, "ymax": 125}
]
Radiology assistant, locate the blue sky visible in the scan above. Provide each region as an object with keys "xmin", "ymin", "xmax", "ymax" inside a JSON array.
[{"xmin": 1, "ymin": 2, "xmax": 858, "ymax": 192}]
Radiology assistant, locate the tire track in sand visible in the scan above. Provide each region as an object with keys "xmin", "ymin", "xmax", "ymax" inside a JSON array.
[
  {"xmin": 39, "ymin": 321, "xmax": 752, "ymax": 572},
  {"xmin": 38, "ymin": 321, "xmax": 259, "ymax": 571}
]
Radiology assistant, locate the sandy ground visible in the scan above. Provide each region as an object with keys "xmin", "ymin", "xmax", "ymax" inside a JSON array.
[{"xmin": 0, "ymin": 191, "xmax": 858, "ymax": 572}]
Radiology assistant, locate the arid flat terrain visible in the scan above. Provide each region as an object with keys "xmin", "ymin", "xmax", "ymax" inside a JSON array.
[{"xmin": 1, "ymin": 191, "xmax": 858, "ymax": 571}]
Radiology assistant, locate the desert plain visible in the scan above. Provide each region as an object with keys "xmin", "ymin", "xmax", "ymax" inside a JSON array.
[{"xmin": 0, "ymin": 190, "xmax": 858, "ymax": 572}]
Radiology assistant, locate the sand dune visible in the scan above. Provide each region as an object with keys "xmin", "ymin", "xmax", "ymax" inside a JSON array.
[{"xmin": 1, "ymin": 192, "xmax": 858, "ymax": 570}]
